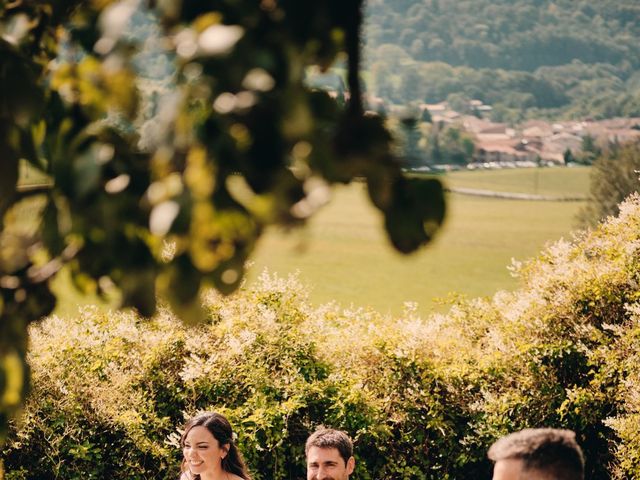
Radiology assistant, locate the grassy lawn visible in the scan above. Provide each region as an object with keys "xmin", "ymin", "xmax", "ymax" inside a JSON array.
[
  {"xmin": 44, "ymin": 166, "xmax": 591, "ymax": 318},
  {"xmin": 442, "ymin": 165, "xmax": 591, "ymax": 197},
  {"xmin": 248, "ymin": 167, "xmax": 591, "ymax": 317}
]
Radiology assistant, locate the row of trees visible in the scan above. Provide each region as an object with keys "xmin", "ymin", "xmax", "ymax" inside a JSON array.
[
  {"xmin": 369, "ymin": 55, "xmax": 640, "ymax": 123},
  {"xmin": 390, "ymin": 110, "xmax": 475, "ymax": 168}
]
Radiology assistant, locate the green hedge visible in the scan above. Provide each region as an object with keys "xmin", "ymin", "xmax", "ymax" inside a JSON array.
[{"xmin": 3, "ymin": 195, "xmax": 640, "ymax": 479}]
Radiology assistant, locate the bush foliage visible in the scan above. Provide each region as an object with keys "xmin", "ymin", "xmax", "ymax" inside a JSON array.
[
  {"xmin": 579, "ymin": 140, "xmax": 640, "ymax": 226},
  {"xmin": 4, "ymin": 195, "xmax": 640, "ymax": 479}
]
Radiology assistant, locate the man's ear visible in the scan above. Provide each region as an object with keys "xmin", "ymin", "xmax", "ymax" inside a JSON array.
[{"xmin": 346, "ymin": 456, "xmax": 355, "ymax": 475}]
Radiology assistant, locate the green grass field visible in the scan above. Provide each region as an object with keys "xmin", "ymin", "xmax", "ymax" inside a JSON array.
[
  {"xmin": 442, "ymin": 165, "xmax": 591, "ymax": 197},
  {"xmin": 248, "ymin": 167, "xmax": 591, "ymax": 317},
  {"xmin": 45, "ymin": 165, "xmax": 591, "ymax": 318}
]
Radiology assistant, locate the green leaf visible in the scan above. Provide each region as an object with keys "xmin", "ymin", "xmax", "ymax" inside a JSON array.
[
  {"xmin": 0, "ymin": 39, "xmax": 44, "ymax": 127},
  {"xmin": 366, "ymin": 165, "xmax": 398, "ymax": 212},
  {"xmin": 119, "ymin": 267, "xmax": 157, "ymax": 318},
  {"xmin": 18, "ymin": 127, "xmax": 45, "ymax": 172},
  {"xmin": 0, "ymin": 136, "xmax": 18, "ymax": 220},
  {"xmin": 166, "ymin": 255, "xmax": 202, "ymax": 306},
  {"xmin": 21, "ymin": 281, "xmax": 56, "ymax": 322},
  {"xmin": 210, "ymin": 254, "xmax": 246, "ymax": 295},
  {"xmin": 41, "ymin": 199, "xmax": 65, "ymax": 256},
  {"xmin": 157, "ymin": 256, "xmax": 207, "ymax": 325},
  {"xmin": 384, "ymin": 177, "xmax": 445, "ymax": 254}
]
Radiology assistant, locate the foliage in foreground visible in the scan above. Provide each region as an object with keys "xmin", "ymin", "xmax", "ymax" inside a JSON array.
[
  {"xmin": 0, "ymin": 0, "xmax": 445, "ymax": 448},
  {"xmin": 4, "ymin": 195, "xmax": 640, "ymax": 479}
]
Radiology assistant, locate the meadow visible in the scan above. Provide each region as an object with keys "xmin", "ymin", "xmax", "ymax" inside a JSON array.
[
  {"xmin": 248, "ymin": 166, "xmax": 592, "ymax": 317},
  {"xmin": 43, "ymin": 165, "xmax": 592, "ymax": 318}
]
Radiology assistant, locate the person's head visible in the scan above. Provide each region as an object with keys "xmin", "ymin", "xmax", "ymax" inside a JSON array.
[
  {"xmin": 488, "ymin": 428, "xmax": 585, "ymax": 480},
  {"xmin": 305, "ymin": 428, "xmax": 355, "ymax": 480},
  {"xmin": 180, "ymin": 411, "xmax": 251, "ymax": 480}
]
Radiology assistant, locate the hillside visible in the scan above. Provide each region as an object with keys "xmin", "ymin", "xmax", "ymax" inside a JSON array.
[
  {"xmin": 364, "ymin": 0, "xmax": 640, "ymax": 120},
  {"xmin": 366, "ymin": 0, "xmax": 640, "ymax": 71}
]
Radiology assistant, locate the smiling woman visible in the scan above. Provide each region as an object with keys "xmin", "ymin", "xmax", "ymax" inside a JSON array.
[{"xmin": 180, "ymin": 412, "xmax": 252, "ymax": 480}]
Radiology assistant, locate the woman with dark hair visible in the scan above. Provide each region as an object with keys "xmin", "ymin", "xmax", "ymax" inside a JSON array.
[{"xmin": 179, "ymin": 412, "xmax": 252, "ymax": 480}]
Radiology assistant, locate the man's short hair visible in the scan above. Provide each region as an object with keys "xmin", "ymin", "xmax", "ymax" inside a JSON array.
[
  {"xmin": 488, "ymin": 428, "xmax": 585, "ymax": 480},
  {"xmin": 305, "ymin": 428, "xmax": 353, "ymax": 465}
]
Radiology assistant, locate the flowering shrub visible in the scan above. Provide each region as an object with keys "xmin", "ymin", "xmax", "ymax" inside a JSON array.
[{"xmin": 3, "ymin": 195, "xmax": 640, "ymax": 479}]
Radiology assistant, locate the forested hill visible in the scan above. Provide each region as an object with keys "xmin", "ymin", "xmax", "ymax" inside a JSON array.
[
  {"xmin": 363, "ymin": 0, "xmax": 640, "ymax": 121},
  {"xmin": 365, "ymin": 0, "xmax": 640, "ymax": 71}
]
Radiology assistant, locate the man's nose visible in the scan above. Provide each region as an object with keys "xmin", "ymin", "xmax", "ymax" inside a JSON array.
[{"xmin": 316, "ymin": 467, "xmax": 330, "ymax": 480}]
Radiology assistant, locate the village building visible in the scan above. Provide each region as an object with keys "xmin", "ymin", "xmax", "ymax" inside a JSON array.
[
  {"xmin": 520, "ymin": 119, "xmax": 554, "ymax": 139},
  {"xmin": 539, "ymin": 132, "xmax": 583, "ymax": 164}
]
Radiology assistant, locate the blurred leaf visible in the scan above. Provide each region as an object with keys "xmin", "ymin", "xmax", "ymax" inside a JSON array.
[
  {"xmin": 162, "ymin": 254, "xmax": 202, "ymax": 305},
  {"xmin": 119, "ymin": 267, "xmax": 157, "ymax": 318},
  {"xmin": 0, "ymin": 38, "xmax": 44, "ymax": 126},
  {"xmin": 332, "ymin": 114, "xmax": 395, "ymax": 182},
  {"xmin": 41, "ymin": 199, "xmax": 64, "ymax": 256},
  {"xmin": 158, "ymin": 257, "xmax": 207, "ymax": 326},
  {"xmin": 365, "ymin": 163, "xmax": 398, "ymax": 212},
  {"xmin": 210, "ymin": 253, "xmax": 246, "ymax": 295},
  {"xmin": 20, "ymin": 281, "xmax": 56, "ymax": 322},
  {"xmin": 18, "ymin": 127, "xmax": 44, "ymax": 171},
  {"xmin": 72, "ymin": 141, "xmax": 104, "ymax": 199},
  {"xmin": 0, "ymin": 136, "xmax": 18, "ymax": 220},
  {"xmin": 406, "ymin": 177, "xmax": 446, "ymax": 229},
  {"xmin": 384, "ymin": 177, "xmax": 445, "ymax": 254}
]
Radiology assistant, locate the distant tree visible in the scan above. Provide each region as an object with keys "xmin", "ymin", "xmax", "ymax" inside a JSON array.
[
  {"xmin": 419, "ymin": 62, "xmax": 460, "ymax": 102},
  {"xmin": 372, "ymin": 43, "xmax": 412, "ymax": 71},
  {"xmin": 409, "ymin": 38, "xmax": 425, "ymax": 58},
  {"xmin": 391, "ymin": 106, "xmax": 427, "ymax": 168},
  {"xmin": 430, "ymin": 133, "xmax": 443, "ymax": 164},
  {"xmin": 563, "ymin": 148, "xmax": 576, "ymax": 164},
  {"xmin": 414, "ymin": 123, "xmax": 475, "ymax": 165},
  {"xmin": 398, "ymin": 66, "xmax": 423, "ymax": 103},
  {"xmin": 371, "ymin": 61, "xmax": 396, "ymax": 100},
  {"xmin": 421, "ymin": 107, "xmax": 433, "ymax": 123},
  {"xmin": 446, "ymin": 93, "xmax": 472, "ymax": 114},
  {"xmin": 440, "ymin": 126, "xmax": 475, "ymax": 164},
  {"xmin": 575, "ymin": 134, "xmax": 601, "ymax": 165},
  {"xmin": 579, "ymin": 140, "xmax": 640, "ymax": 225}
]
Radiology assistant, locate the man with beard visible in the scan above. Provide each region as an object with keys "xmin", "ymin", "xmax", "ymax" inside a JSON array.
[
  {"xmin": 305, "ymin": 428, "xmax": 355, "ymax": 480},
  {"xmin": 488, "ymin": 428, "xmax": 585, "ymax": 480}
]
